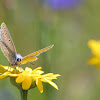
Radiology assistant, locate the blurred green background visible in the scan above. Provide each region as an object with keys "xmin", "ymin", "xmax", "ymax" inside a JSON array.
[{"xmin": 0, "ymin": 0, "xmax": 100, "ymax": 100}]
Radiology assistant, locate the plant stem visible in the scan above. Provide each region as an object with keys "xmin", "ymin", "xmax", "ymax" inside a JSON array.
[{"xmin": 19, "ymin": 89, "xmax": 28, "ymax": 100}]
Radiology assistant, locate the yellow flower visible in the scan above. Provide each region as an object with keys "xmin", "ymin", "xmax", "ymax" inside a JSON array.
[
  {"xmin": 0, "ymin": 65, "xmax": 60, "ymax": 93},
  {"xmin": 88, "ymin": 40, "xmax": 100, "ymax": 67},
  {"xmin": 0, "ymin": 65, "xmax": 22, "ymax": 79}
]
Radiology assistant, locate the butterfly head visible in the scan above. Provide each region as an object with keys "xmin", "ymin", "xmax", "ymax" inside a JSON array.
[{"xmin": 16, "ymin": 54, "xmax": 23, "ymax": 62}]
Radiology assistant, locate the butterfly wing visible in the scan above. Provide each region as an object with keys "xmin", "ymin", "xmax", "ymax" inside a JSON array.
[
  {"xmin": 0, "ymin": 41, "xmax": 16, "ymax": 64},
  {"xmin": 20, "ymin": 57, "xmax": 37, "ymax": 65},
  {"xmin": 20, "ymin": 45, "xmax": 54, "ymax": 65},
  {"xmin": 0, "ymin": 22, "xmax": 17, "ymax": 65}
]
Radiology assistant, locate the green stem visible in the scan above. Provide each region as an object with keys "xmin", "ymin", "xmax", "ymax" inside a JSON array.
[{"xmin": 19, "ymin": 89, "xmax": 28, "ymax": 100}]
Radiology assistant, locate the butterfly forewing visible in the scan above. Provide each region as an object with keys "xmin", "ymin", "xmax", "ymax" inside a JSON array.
[
  {"xmin": 0, "ymin": 22, "xmax": 17, "ymax": 65},
  {"xmin": 20, "ymin": 45, "xmax": 54, "ymax": 65},
  {"xmin": 1, "ymin": 23, "xmax": 16, "ymax": 54}
]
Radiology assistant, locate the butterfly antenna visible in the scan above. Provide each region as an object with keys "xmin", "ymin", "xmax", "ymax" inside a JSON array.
[{"xmin": 30, "ymin": 62, "xmax": 36, "ymax": 66}]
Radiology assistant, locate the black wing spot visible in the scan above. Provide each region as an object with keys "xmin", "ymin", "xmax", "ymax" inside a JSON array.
[{"xmin": 8, "ymin": 39, "xmax": 10, "ymax": 41}]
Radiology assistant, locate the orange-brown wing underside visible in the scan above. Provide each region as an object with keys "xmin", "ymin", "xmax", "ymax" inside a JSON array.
[
  {"xmin": 20, "ymin": 57, "xmax": 37, "ymax": 65},
  {"xmin": 20, "ymin": 45, "xmax": 54, "ymax": 65}
]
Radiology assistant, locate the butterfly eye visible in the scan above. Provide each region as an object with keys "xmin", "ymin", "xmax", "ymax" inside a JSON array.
[
  {"xmin": 17, "ymin": 58, "xmax": 19, "ymax": 61},
  {"xmin": 20, "ymin": 59, "xmax": 22, "ymax": 61},
  {"xmin": 17, "ymin": 58, "xmax": 21, "ymax": 62}
]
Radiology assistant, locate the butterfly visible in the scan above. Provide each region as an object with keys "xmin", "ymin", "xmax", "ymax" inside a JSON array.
[{"xmin": 0, "ymin": 22, "xmax": 54, "ymax": 66}]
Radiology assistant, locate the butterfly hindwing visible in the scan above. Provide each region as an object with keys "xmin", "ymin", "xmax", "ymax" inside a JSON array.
[{"xmin": 0, "ymin": 41, "xmax": 16, "ymax": 64}]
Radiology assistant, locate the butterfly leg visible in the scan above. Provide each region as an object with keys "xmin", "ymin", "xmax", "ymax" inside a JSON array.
[
  {"xmin": 17, "ymin": 64, "xmax": 24, "ymax": 72},
  {"xmin": 8, "ymin": 63, "xmax": 12, "ymax": 71}
]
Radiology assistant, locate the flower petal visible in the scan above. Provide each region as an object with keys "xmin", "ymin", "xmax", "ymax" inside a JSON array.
[
  {"xmin": 44, "ymin": 78, "xmax": 58, "ymax": 90},
  {"xmin": 0, "ymin": 69, "xmax": 6, "ymax": 74},
  {"xmin": 0, "ymin": 72, "xmax": 11, "ymax": 80},
  {"xmin": 36, "ymin": 78, "xmax": 43, "ymax": 93},
  {"xmin": 35, "ymin": 70, "xmax": 44, "ymax": 75},
  {"xmin": 0, "ymin": 65, "xmax": 5, "ymax": 69},
  {"xmin": 0, "ymin": 65, "xmax": 15, "ymax": 72},
  {"xmin": 16, "ymin": 75, "xmax": 25, "ymax": 83},
  {"xmin": 16, "ymin": 66, "xmax": 24, "ymax": 72},
  {"xmin": 8, "ymin": 73, "xmax": 19, "ymax": 77},
  {"xmin": 88, "ymin": 40, "xmax": 100, "ymax": 57},
  {"xmin": 88, "ymin": 57, "xmax": 100, "ymax": 67},
  {"xmin": 25, "ymin": 67, "xmax": 32, "ymax": 73},
  {"xmin": 32, "ymin": 67, "xmax": 42, "ymax": 73},
  {"xmin": 22, "ymin": 76, "xmax": 32, "ymax": 90}
]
